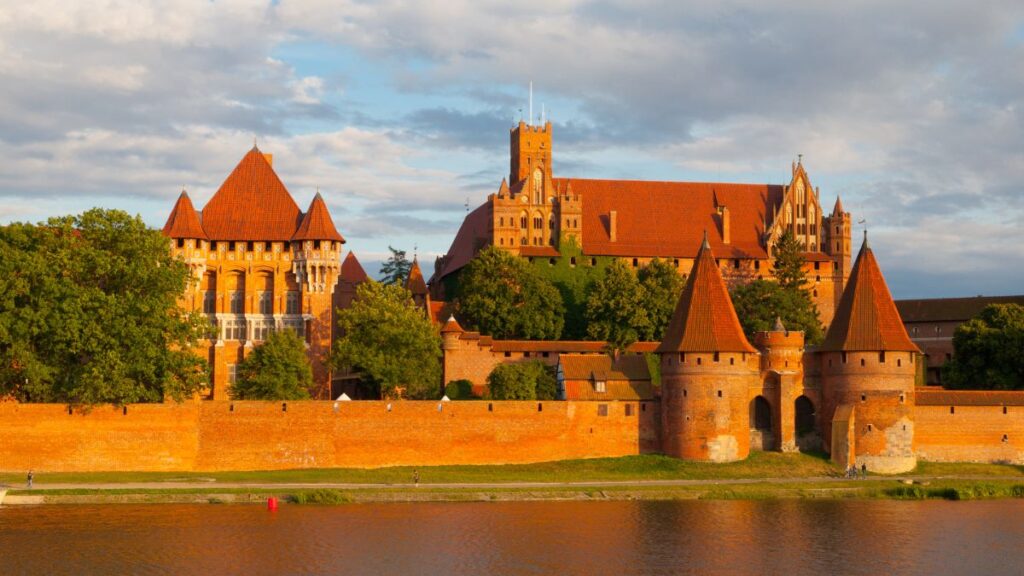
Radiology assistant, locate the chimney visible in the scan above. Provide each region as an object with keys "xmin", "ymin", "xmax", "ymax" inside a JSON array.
[
  {"xmin": 609, "ymin": 210, "xmax": 617, "ymax": 242},
  {"xmin": 721, "ymin": 206, "xmax": 731, "ymax": 244},
  {"xmin": 262, "ymin": 153, "xmax": 273, "ymax": 167}
]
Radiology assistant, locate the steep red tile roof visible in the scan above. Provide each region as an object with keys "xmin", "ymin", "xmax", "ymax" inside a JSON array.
[
  {"xmin": 431, "ymin": 203, "xmax": 490, "ymax": 282},
  {"xmin": 556, "ymin": 178, "xmax": 781, "ymax": 259},
  {"xmin": 440, "ymin": 315, "xmax": 464, "ymax": 334},
  {"xmin": 293, "ymin": 192, "xmax": 344, "ymax": 243},
  {"xmin": 657, "ymin": 238, "xmax": 757, "ymax": 354},
  {"xmin": 406, "ymin": 258, "xmax": 428, "ymax": 295},
  {"xmin": 486, "ymin": 340, "xmax": 659, "ymax": 353},
  {"xmin": 559, "ymin": 354, "xmax": 651, "ymax": 381},
  {"xmin": 201, "ymin": 148, "xmax": 302, "ymax": 241},
  {"xmin": 916, "ymin": 388, "xmax": 1024, "ymax": 406},
  {"xmin": 820, "ymin": 237, "xmax": 919, "ymax": 352},
  {"xmin": 429, "ymin": 301, "xmax": 448, "ymax": 325},
  {"xmin": 340, "ymin": 252, "xmax": 368, "ymax": 284},
  {"xmin": 162, "ymin": 191, "xmax": 207, "ymax": 239}
]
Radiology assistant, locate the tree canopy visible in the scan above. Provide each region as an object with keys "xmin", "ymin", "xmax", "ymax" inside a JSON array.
[
  {"xmin": 0, "ymin": 209, "xmax": 209, "ymax": 405},
  {"xmin": 772, "ymin": 229, "xmax": 808, "ymax": 291},
  {"xmin": 378, "ymin": 245, "xmax": 412, "ymax": 286},
  {"xmin": 486, "ymin": 360, "xmax": 557, "ymax": 400},
  {"xmin": 638, "ymin": 258, "xmax": 686, "ymax": 341},
  {"xmin": 943, "ymin": 304, "xmax": 1024, "ymax": 390},
  {"xmin": 585, "ymin": 260, "xmax": 650, "ymax": 352},
  {"xmin": 332, "ymin": 281, "xmax": 442, "ymax": 399},
  {"xmin": 453, "ymin": 246, "xmax": 564, "ymax": 339},
  {"xmin": 231, "ymin": 329, "xmax": 312, "ymax": 400},
  {"xmin": 730, "ymin": 279, "xmax": 824, "ymax": 345}
]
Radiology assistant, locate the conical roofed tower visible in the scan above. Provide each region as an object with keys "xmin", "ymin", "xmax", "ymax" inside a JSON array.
[
  {"xmin": 293, "ymin": 192, "xmax": 345, "ymax": 243},
  {"xmin": 162, "ymin": 191, "xmax": 207, "ymax": 240}
]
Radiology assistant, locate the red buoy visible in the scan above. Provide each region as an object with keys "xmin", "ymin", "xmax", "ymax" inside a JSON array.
[{"xmin": 267, "ymin": 497, "xmax": 278, "ymax": 511}]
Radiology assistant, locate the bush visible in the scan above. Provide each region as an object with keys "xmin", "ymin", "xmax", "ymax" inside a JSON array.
[
  {"xmin": 445, "ymin": 379, "xmax": 474, "ymax": 400},
  {"xmin": 232, "ymin": 329, "xmax": 312, "ymax": 400},
  {"xmin": 290, "ymin": 489, "xmax": 350, "ymax": 505},
  {"xmin": 487, "ymin": 361, "xmax": 557, "ymax": 400}
]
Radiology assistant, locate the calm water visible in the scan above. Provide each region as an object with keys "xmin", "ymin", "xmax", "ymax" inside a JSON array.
[{"xmin": 1, "ymin": 500, "xmax": 1023, "ymax": 575}]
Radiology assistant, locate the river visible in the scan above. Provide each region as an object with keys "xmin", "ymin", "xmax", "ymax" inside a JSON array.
[{"xmin": 1, "ymin": 500, "xmax": 1022, "ymax": 575}]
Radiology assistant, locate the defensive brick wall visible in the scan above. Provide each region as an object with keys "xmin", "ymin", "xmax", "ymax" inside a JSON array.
[
  {"xmin": 0, "ymin": 400, "xmax": 660, "ymax": 472},
  {"xmin": 914, "ymin": 404, "xmax": 1024, "ymax": 463}
]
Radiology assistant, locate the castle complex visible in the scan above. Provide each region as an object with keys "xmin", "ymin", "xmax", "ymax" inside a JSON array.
[{"xmin": 433, "ymin": 121, "xmax": 852, "ymax": 326}]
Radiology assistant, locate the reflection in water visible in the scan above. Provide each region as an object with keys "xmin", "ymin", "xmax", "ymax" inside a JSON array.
[{"xmin": 1, "ymin": 499, "xmax": 1023, "ymax": 575}]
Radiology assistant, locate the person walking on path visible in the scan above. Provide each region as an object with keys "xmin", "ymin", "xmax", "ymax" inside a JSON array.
[
  {"xmin": 861, "ymin": 463, "xmax": 867, "ymax": 479},
  {"xmin": 413, "ymin": 469, "xmax": 420, "ymax": 487},
  {"xmin": 26, "ymin": 470, "xmax": 33, "ymax": 489}
]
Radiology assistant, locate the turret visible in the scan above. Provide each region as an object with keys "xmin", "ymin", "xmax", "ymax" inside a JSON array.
[
  {"xmin": 823, "ymin": 196, "xmax": 852, "ymax": 312},
  {"xmin": 510, "ymin": 120, "xmax": 552, "ymax": 185},
  {"xmin": 753, "ymin": 319, "xmax": 808, "ymax": 452},
  {"xmin": 819, "ymin": 234, "xmax": 920, "ymax": 473},
  {"xmin": 162, "ymin": 190, "xmax": 209, "ymax": 310},
  {"xmin": 405, "ymin": 257, "xmax": 431, "ymax": 313},
  {"xmin": 558, "ymin": 180, "xmax": 582, "ymax": 248},
  {"xmin": 291, "ymin": 192, "xmax": 344, "ymax": 295},
  {"xmin": 657, "ymin": 235, "xmax": 760, "ymax": 462}
]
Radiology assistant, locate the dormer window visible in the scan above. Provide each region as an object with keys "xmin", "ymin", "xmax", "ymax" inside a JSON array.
[{"xmin": 595, "ymin": 380, "xmax": 606, "ymax": 393}]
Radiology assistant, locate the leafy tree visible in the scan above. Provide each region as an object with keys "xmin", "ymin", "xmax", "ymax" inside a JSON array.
[
  {"xmin": 378, "ymin": 245, "xmax": 412, "ymax": 285},
  {"xmin": 638, "ymin": 258, "xmax": 686, "ymax": 340},
  {"xmin": 444, "ymin": 379, "xmax": 474, "ymax": 400},
  {"xmin": 730, "ymin": 279, "xmax": 824, "ymax": 345},
  {"xmin": 943, "ymin": 304, "xmax": 1024, "ymax": 390},
  {"xmin": 231, "ymin": 329, "xmax": 312, "ymax": 400},
  {"xmin": 332, "ymin": 281, "xmax": 442, "ymax": 399},
  {"xmin": 585, "ymin": 260, "xmax": 650, "ymax": 352},
  {"xmin": 454, "ymin": 246, "xmax": 564, "ymax": 339},
  {"xmin": 486, "ymin": 360, "xmax": 556, "ymax": 400},
  {"xmin": 0, "ymin": 209, "xmax": 209, "ymax": 405},
  {"xmin": 772, "ymin": 229, "xmax": 808, "ymax": 291}
]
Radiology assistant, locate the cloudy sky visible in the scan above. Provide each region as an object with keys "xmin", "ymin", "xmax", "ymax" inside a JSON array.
[{"xmin": 1, "ymin": 0, "xmax": 1022, "ymax": 298}]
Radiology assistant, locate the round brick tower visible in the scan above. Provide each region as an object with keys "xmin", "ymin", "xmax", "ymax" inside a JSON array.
[
  {"xmin": 657, "ymin": 237, "xmax": 760, "ymax": 462},
  {"xmin": 753, "ymin": 318, "xmax": 806, "ymax": 452},
  {"xmin": 819, "ymin": 234, "xmax": 920, "ymax": 473}
]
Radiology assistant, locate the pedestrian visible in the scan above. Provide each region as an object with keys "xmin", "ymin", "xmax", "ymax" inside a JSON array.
[
  {"xmin": 413, "ymin": 469, "xmax": 420, "ymax": 487},
  {"xmin": 26, "ymin": 469, "xmax": 33, "ymax": 489},
  {"xmin": 861, "ymin": 463, "xmax": 867, "ymax": 479}
]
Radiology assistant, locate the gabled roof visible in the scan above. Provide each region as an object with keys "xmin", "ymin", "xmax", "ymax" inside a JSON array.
[
  {"xmin": 895, "ymin": 295, "xmax": 1024, "ymax": 324},
  {"xmin": 162, "ymin": 191, "xmax": 207, "ymax": 239},
  {"xmin": 293, "ymin": 193, "xmax": 344, "ymax": 243},
  {"xmin": 201, "ymin": 148, "xmax": 302, "ymax": 241},
  {"xmin": 657, "ymin": 237, "xmax": 757, "ymax": 354},
  {"xmin": 559, "ymin": 354, "xmax": 651, "ymax": 382},
  {"xmin": 820, "ymin": 237, "xmax": 919, "ymax": 352},
  {"xmin": 406, "ymin": 258, "xmax": 428, "ymax": 295},
  {"xmin": 340, "ymin": 252, "xmax": 368, "ymax": 284}
]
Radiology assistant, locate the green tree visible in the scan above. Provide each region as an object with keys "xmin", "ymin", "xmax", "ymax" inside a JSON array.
[
  {"xmin": 730, "ymin": 279, "xmax": 824, "ymax": 345},
  {"xmin": 0, "ymin": 209, "xmax": 209, "ymax": 405},
  {"xmin": 231, "ymin": 329, "xmax": 312, "ymax": 400},
  {"xmin": 486, "ymin": 360, "xmax": 556, "ymax": 400},
  {"xmin": 444, "ymin": 379, "xmax": 474, "ymax": 400},
  {"xmin": 772, "ymin": 229, "xmax": 808, "ymax": 291},
  {"xmin": 943, "ymin": 304, "xmax": 1024, "ymax": 390},
  {"xmin": 332, "ymin": 281, "xmax": 442, "ymax": 399},
  {"xmin": 585, "ymin": 260, "xmax": 650, "ymax": 352},
  {"xmin": 454, "ymin": 246, "xmax": 564, "ymax": 339},
  {"xmin": 638, "ymin": 258, "xmax": 686, "ymax": 340},
  {"xmin": 378, "ymin": 245, "xmax": 412, "ymax": 285}
]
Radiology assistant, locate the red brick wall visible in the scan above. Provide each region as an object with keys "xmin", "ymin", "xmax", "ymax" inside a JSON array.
[
  {"xmin": 0, "ymin": 400, "xmax": 660, "ymax": 472},
  {"xmin": 915, "ymin": 404, "xmax": 1024, "ymax": 463}
]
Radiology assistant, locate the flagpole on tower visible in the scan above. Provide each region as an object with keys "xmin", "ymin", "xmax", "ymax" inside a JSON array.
[{"xmin": 529, "ymin": 81, "xmax": 533, "ymax": 126}]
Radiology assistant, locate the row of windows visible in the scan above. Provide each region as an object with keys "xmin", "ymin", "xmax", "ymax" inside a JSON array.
[
  {"xmin": 176, "ymin": 239, "xmax": 339, "ymax": 252},
  {"xmin": 203, "ymin": 291, "xmax": 301, "ymax": 315},
  {"xmin": 215, "ymin": 317, "xmax": 306, "ymax": 342}
]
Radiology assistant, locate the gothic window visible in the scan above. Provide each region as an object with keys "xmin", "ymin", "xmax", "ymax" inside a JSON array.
[
  {"xmin": 532, "ymin": 168, "xmax": 543, "ymax": 204},
  {"xmin": 520, "ymin": 212, "xmax": 528, "ymax": 229},
  {"xmin": 252, "ymin": 319, "xmax": 273, "ymax": 342},
  {"xmin": 222, "ymin": 318, "xmax": 246, "ymax": 341},
  {"xmin": 521, "ymin": 237, "xmax": 527, "ymax": 245},
  {"xmin": 229, "ymin": 291, "xmax": 244, "ymax": 314},
  {"xmin": 785, "ymin": 204, "xmax": 792, "ymax": 225},
  {"xmin": 549, "ymin": 215, "xmax": 555, "ymax": 230},
  {"xmin": 227, "ymin": 364, "xmax": 237, "ymax": 386},
  {"xmin": 285, "ymin": 291, "xmax": 300, "ymax": 315},
  {"xmin": 203, "ymin": 291, "xmax": 216, "ymax": 314},
  {"xmin": 258, "ymin": 291, "xmax": 273, "ymax": 314}
]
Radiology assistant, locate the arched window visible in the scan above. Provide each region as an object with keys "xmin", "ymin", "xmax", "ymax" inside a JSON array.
[
  {"xmin": 520, "ymin": 211, "xmax": 528, "ymax": 229},
  {"xmin": 752, "ymin": 396, "xmax": 772, "ymax": 431},
  {"xmin": 532, "ymin": 168, "xmax": 543, "ymax": 204},
  {"xmin": 201, "ymin": 272, "xmax": 217, "ymax": 314}
]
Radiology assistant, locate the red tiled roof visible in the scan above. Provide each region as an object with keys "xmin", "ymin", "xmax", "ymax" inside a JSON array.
[
  {"xmin": 440, "ymin": 315, "xmax": 463, "ymax": 334},
  {"xmin": 429, "ymin": 301, "xmax": 447, "ymax": 325},
  {"xmin": 895, "ymin": 295, "xmax": 1024, "ymax": 324},
  {"xmin": 432, "ymin": 203, "xmax": 490, "ymax": 282},
  {"xmin": 820, "ymin": 238, "xmax": 919, "ymax": 352},
  {"xmin": 917, "ymin": 388, "xmax": 1024, "ymax": 407},
  {"xmin": 201, "ymin": 148, "xmax": 302, "ymax": 241},
  {"xmin": 293, "ymin": 192, "xmax": 344, "ymax": 243},
  {"xmin": 557, "ymin": 178, "xmax": 781, "ymax": 259},
  {"xmin": 657, "ymin": 238, "xmax": 757, "ymax": 354},
  {"xmin": 340, "ymin": 252, "xmax": 368, "ymax": 283},
  {"xmin": 406, "ymin": 258, "xmax": 428, "ymax": 295},
  {"xmin": 559, "ymin": 354, "xmax": 651, "ymax": 381},
  {"xmin": 486, "ymin": 340, "xmax": 659, "ymax": 353},
  {"xmin": 162, "ymin": 191, "xmax": 207, "ymax": 239}
]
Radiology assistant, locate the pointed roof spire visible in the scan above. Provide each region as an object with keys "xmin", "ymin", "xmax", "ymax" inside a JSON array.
[
  {"xmin": 440, "ymin": 315, "xmax": 464, "ymax": 334},
  {"xmin": 498, "ymin": 178, "xmax": 509, "ymax": 196},
  {"xmin": 293, "ymin": 191, "xmax": 345, "ymax": 242},
  {"xmin": 340, "ymin": 252, "xmax": 368, "ymax": 283},
  {"xmin": 773, "ymin": 316, "xmax": 786, "ymax": 332},
  {"xmin": 201, "ymin": 148, "xmax": 302, "ymax": 241},
  {"xmin": 701, "ymin": 229, "xmax": 710, "ymax": 250},
  {"xmin": 657, "ymin": 239, "xmax": 757, "ymax": 354},
  {"xmin": 405, "ymin": 257, "xmax": 428, "ymax": 296},
  {"xmin": 833, "ymin": 195, "xmax": 845, "ymax": 215},
  {"xmin": 162, "ymin": 190, "xmax": 207, "ymax": 239},
  {"xmin": 820, "ymin": 238, "xmax": 918, "ymax": 352}
]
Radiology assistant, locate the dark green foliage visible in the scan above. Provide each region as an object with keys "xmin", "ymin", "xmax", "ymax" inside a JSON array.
[
  {"xmin": 378, "ymin": 245, "xmax": 411, "ymax": 285},
  {"xmin": 444, "ymin": 379, "xmax": 474, "ymax": 400},
  {"xmin": 454, "ymin": 246, "xmax": 564, "ymax": 339},
  {"xmin": 585, "ymin": 260, "xmax": 650, "ymax": 352},
  {"xmin": 638, "ymin": 258, "xmax": 686, "ymax": 340},
  {"xmin": 487, "ymin": 360, "xmax": 556, "ymax": 400},
  {"xmin": 772, "ymin": 230, "xmax": 808, "ymax": 291},
  {"xmin": 332, "ymin": 282, "xmax": 442, "ymax": 399},
  {"xmin": 644, "ymin": 353, "xmax": 662, "ymax": 388},
  {"xmin": 527, "ymin": 238, "xmax": 615, "ymax": 339},
  {"xmin": 231, "ymin": 329, "xmax": 312, "ymax": 400},
  {"xmin": 943, "ymin": 304, "xmax": 1024, "ymax": 390},
  {"xmin": 0, "ymin": 209, "xmax": 209, "ymax": 405},
  {"xmin": 290, "ymin": 489, "xmax": 351, "ymax": 505},
  {"xmin": 731, "ymin": 280, "xmax": 824, "ymax": 345}
]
